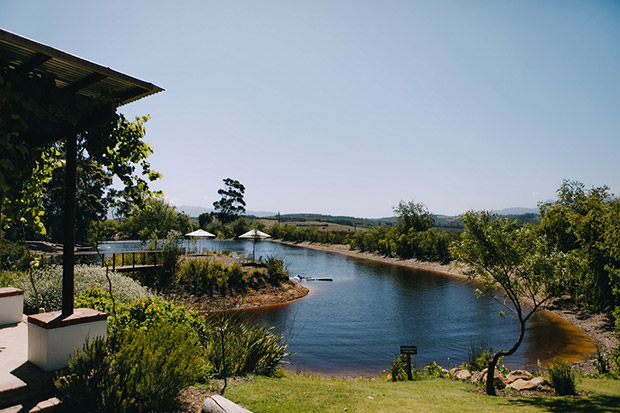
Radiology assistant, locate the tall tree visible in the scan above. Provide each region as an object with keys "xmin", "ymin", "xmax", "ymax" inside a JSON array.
[
  {"xmin": 393, "ymin": 200, "xmax": 434, "ymax": 233},
  {"xmin": 539, "ymin": 180, "xmax": 620, "ymax": 311},
  {"xmin": 213, "ymin": 178, "xmax": 246, "ymax": 225},
  {"xmin": 451, "ymin": 211, "xmax": 562, "ymax": 395}
]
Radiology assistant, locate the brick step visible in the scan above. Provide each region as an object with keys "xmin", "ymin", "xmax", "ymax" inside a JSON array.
[
  {"xmin": 0, "ymin": 396, "xmax": 60, "ymax": 413},
  {"xmin": 0, "ymin": 363, "xmax": 55, "ymax": 411}
]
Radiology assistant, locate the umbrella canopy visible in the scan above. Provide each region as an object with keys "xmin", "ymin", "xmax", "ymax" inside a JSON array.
[
  {"xmin": 238, "ymin": 229, "xmax": 271, "ymax": 239},
  {"xmin": 238, "ymin": 229, "xmax": 271, "ymax": 261},
  {"xmin": 185, "ymin": 229, "xmax": 216, "ymax": 238}
]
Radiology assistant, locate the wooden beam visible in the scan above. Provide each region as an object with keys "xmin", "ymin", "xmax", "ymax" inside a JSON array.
[
  {"xmin": 18, "ymin": 53, "xmax": 52, "ymax": 72},
  {"xmin": 65, "ymin": 72, "xmax": 107, "ymax": 94},
  {"xmin": 62, "ymin": 134, "xmax": 77, "ymax": 316}
]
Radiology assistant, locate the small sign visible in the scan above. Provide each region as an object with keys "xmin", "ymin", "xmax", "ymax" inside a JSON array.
[{"xmin": 400, "ymin": 345, "xmax": 417, "ymax": 355}]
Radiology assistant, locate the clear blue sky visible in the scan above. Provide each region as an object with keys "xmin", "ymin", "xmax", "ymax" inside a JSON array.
[{"xmin": 2, "ymin": 1, "xmax": 619, "ymax": 217}]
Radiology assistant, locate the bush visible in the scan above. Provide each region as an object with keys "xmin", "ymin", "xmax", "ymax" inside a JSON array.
[
  {"xmin": 0, "ymin": 241, "xmax": 31, "ymax": 271},
  {"xmin": 10, "ymin": 264, "xmax": 152, "ymax": 314},
  {"xmin": 386, "ymin": 354, "xmax": 426, "ymax": 382},
  {"xmin": 56, "ymin": 321, "xmax": 205, "ymax": 412},
  {"xmin": 265, "ymin": 256, "xmax": 289, "ymax": 285},
  {"xmin": 464, "ymin": 339, "xmax": 494, "ymax": 372},
  {"xmin": 547, "ymin": 358, "xmax": 576, "ymax": 395},
  {"xmin": 75, "ymin": 289, "xmax": 289, "ymax": 378}
]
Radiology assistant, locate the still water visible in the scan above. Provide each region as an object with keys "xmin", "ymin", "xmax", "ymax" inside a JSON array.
[{"xmin": 100, "ymin": 239, "xmax": 595, "ymax": 375}]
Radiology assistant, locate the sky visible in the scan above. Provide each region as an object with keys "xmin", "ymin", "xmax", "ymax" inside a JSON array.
[{"xmin": 2, "ymin": 1, "xmax": 619, "ymax": 217}]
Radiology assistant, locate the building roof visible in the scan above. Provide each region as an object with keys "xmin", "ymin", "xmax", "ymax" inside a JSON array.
[{"xmin": 0, "ymin": 28, "xmax": 163, "ymax": 105}]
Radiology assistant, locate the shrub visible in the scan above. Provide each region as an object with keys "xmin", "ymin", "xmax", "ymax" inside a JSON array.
[
  {"xmin": 425, "ymin": 361, "xmax": 448, "ymax": 378},
  {"xmin": 386, "ymin": 354, "xmax": 425, "ymax": 382},
  {"xmin": 265, "ymin": 256, "xmax": 289, "ymax": 285},
  {"xmin": 0, "ymin": 241, "xmax": 31, "ymax": 271},
  {"xmin": 464, "ymin": 339, "xmax": 494, "ymax": 372},
  {"xmin": 0, "ymin": 270, "xmax": 16, "ymax": 287},
  {"xmin": 56, "ymin": 321, "xmax": 205, "ymax": 412},
  {"xmin": 547, "ymin": 358, "xmax": 576, "ymax": 395},
  {"xmin": 203, "ymin": 315, "xmax": 289, "ymax": 377},
  {"xmin": 11, "ymin": 264, "xmax": 152, "ymax": 314}
]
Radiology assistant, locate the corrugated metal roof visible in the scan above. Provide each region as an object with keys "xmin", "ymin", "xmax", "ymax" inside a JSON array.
[{"xmin": 0, "ymin": 28, "xmax": 163, "ymax": 105}]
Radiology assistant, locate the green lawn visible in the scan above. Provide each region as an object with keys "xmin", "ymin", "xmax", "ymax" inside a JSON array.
[{"xmin": 224, "ymin": 374, "xmax": 620, "ymax": 413}]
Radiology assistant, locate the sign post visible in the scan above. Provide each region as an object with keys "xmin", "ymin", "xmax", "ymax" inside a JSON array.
[{"xmin": 400, "ymin": 346, "xmax": 417, "ymax": 381}]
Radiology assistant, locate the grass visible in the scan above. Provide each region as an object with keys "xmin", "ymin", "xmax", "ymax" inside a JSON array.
[{"xmin": 224, "ymin": 374, "xmax": 620, "ymax": 413}]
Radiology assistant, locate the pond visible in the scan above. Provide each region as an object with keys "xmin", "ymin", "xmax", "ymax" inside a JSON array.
[{"xmin": 100, "ymin": 239, "xmax": 596, "ymax": 375}]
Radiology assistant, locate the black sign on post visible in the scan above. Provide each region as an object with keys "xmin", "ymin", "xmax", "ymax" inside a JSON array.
[
  {"xmin": 400, "ymin": 346, "xmax": 417, "ymax": 355},
  {"xmin": 400, "ymin": 346, "xmax": 417, "ymax": 380}
]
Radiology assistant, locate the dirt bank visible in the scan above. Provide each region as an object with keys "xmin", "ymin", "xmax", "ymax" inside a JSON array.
[{"xmin": 166, "ymin": 280, "xmax": 309, "ymax": 312}]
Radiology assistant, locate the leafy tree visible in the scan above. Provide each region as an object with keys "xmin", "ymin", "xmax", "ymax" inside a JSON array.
[
  {"xmin": 231, "ymin": 217, "xmax": 250, "ymax": 237},
  {"xmin": 451, "ymin": 211, "xmax": 563, "ymax": 395},
  {"xmin": 198, "ymin": 211, "xmax": 214, "ymax": 229},
  {"xmin": 122, "ymin": 198, "xmax": 194, "ymax": 241},
  {"xmin": 41, "ymin": 140, "xmax": 112, "ymax": 244},
  {"xmin": 394, "ymin": 200, "xmax": 434, "ymax": 233},
  {"xmin": 539, "ymin": 180, "xmax": 620, "ymax": 311},
  {"xmin": 213, "ymin": 178, "xmax": 246, "ymax": 225}
]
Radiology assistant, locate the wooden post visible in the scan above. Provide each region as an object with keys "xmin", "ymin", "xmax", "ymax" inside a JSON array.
[
  {"xmin": 406, "ymin": 354, "xmax": 413, "ymax": 381},
  {"xmin": 121, "ymin": 252, "xmax": 124, "ymax": 266},
  {"xmin": 61, "ymin": 135, "xmax": 77, "ymax": 316},
  {"xmin": 132, "ymin": 252, "xmax": 135, "ymax": 270},
  {"xmin": 112, "ymin": 253, "xmax": 116, "ymax": 272}
]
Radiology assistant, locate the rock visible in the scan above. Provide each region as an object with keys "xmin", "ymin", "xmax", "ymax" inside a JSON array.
[
  {"xmin": 530, "ymin": 376, "xmax": 547, "ymax": 386},
  {"xmin": 471, "ymin": 370, "xmax": 484, "ymax": 383},
  {"xmin": 505, "ymin": 370, "xmax": 533, "ymax": 384},
  {"xmin": 507, "ymin": 378, "xmax": 537, "ymax": 391},
  {"xmin": 455, "ymin": 369, "xmax": 472, "ymax": 381},
  {"xmin": 479, "ymin": 368, "xmax": 505, "ymax": 388},
  {"xmin": 202, "ymin": 395, "xmax": 253, "ymax": 413},
  {"xmin": 449, "ymin": 367, "xmax": 460, "ymax": 377}
]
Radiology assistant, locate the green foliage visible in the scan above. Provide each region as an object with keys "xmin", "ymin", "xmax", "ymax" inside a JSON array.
[
  {"xmin": 547, "ymin": 358, "xmax": 576, "ymax": 395},
  {"xmin": 388, "ymin": 354, "xmax": 409, "ymax": 382},
  {"xmin": 394, "ymin": 200, "xmax": 434, "ymax": 233},
  {"xmin": 0, "ymin": 270, "xmax": 15, "ymax": 287},
  {"xmin": 539, "ymin": 180, "xmax": 620, "ymax": 311},
  {"xmin": 464, "ymin": 340, "xmax": 494, "ymax": 372},
  {"xmin": 40, "ymin": 140, "xmax": 112, "ymax": 244},
  {"xmin": 205, "ymin": 316, "xmax": 289, "ymax": 377},
  {"xmin": 0, "ymin": 240, "xmax": 31, "ymax": 271},
  {"xmin": 75, "ymin": 289, "xmax": 289, "ymax": 378},
  {"xmin": 424, "ymin": 362, "xmax": 448, "ymax": 378},
  {"xmin": 10, "ymin": 264, "xmax": 151, "ymax": 314},
  {"xmin": 198, "ymin": 211, "xmax": 214, "ymax": 229},
  {"xmin": 213, "ymin": 178, "xmax": 246, "ymax": 225},
  {"xmin": 265, "ymin": 256, "xmax": 289, "ymax": 285},
  {"xmin": 231, "ymin": 217, "xmax": 250, "ymax": 237},
  {"xmin": 122, "ymin": 198, "xmax": 194, "ymax": 241},
  {"xmin": 55, "ymin": 321, "xmax": 205, "ymax": 413}
]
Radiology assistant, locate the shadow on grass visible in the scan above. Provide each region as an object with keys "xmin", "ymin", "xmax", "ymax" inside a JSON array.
[{"xmin": 508, "ymin": 394, "xmax": 620, "ymax": 412}]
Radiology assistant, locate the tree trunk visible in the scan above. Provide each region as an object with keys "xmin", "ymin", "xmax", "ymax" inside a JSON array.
[{"xmin": 486, "ymin": 318, "xmax": 527, "ymax": 396}]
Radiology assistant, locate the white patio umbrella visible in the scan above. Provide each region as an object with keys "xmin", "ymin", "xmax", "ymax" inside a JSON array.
[
  {"xmin": 185, "ymin": 229, "xmax": 216, "ymax": 253},
  {"xmin": 238, "ymin": 229, "xmax": 271, "ymax": 261}
]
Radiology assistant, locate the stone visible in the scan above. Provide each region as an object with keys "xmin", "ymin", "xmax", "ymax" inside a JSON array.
[
  {"xmin": 202, "ymin": 395, "xmax": 253, "ymax": 413},
  {"xmin": 505, "ymin": 370, "xmax": 533, "ymax": 384},
  {"xmin": 471, "ymin": 370, "xmax": 484, "ymax": 383},
  {"xmin": 449, "ymin": 367, "xmax": 460, "ymax": 377},
  {"xmin": 530, "ymin": 376, "xmax": 547, "ymax": 386},
  {"xmin": 507, "ymin": 378, "xmax": 537, "ymax": 391},
  {"xmin": 455, "ymin": 369, "xmax": 472, "ymax": 381},
  {"xmin": 479, "ymin": 367, "xmax": 505, "ymax": 388}
]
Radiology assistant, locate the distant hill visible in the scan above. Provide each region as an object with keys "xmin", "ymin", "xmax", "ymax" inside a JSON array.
[
  {"xmin": 176, "ymin": 205, "xmax": 275, "ymax": 218},
  {"xmin": 492, "ymin": 207, "xmax": 539, "ymax": 215}
]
